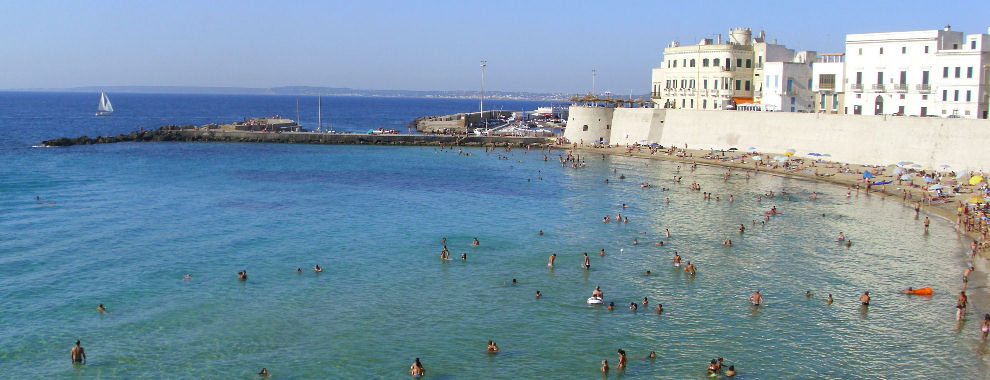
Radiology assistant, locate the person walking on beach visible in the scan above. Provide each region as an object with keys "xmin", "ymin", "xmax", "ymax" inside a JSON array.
[{"xmin": 70, "ymin": 340, "xmax": 86, "ymax": 364}]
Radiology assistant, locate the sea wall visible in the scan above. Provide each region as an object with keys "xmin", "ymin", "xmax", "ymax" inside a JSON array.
[
  {"xmin": 568, "ymin": 106, "xmax": 990, "ymax": 170},
  {"xmin": 41, "ymin": 130, "xmax": 549, "ymax": 148},
  {"xmin": 562, "ymin": 106, "xmax": 613, "ymax": 144}
]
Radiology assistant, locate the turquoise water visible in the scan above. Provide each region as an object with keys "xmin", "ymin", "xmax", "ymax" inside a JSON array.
[{"xmin": 0, "ymin": 94, "xmax": 987, "ymax": 378}]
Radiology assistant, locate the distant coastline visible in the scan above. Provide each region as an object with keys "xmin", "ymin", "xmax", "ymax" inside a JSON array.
[{"xmin": 4, "ymin": 85, "xmax": 577, "ymax": 101}]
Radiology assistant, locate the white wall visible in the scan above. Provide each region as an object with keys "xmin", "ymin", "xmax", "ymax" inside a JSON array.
[{"xmin": 610, "ymin": 108, "xmax": 665, "ymax": 145}]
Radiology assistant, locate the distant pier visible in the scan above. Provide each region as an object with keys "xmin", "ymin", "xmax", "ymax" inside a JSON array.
[{"xmin": 40, "ymin": 128, "xmax": 551, "ymax": 148}]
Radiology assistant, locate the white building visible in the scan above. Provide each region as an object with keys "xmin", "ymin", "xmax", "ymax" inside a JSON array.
[
  {"xmin": 844, "ymin": 25, "xmax": 990, "ymax": 119},
  {"xmin": 761, "ymin": 60, "xmax": 816, "ymax": 112},
  {"xmin": 812, "ymin": 54, "xmax": 845, "ymax": 114},
  {"xmin": 651, "ymin": 28, "xmax": 816, "ymax": 112}
]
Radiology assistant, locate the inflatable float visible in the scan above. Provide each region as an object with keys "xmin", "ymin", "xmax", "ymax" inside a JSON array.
[
  {"xmin": 587, "ymin": 297, "xmax": 604, "ymax": 305},
  {"xmin": 904, "ymin": 287, "xmax": 933, "ymax": 295}
]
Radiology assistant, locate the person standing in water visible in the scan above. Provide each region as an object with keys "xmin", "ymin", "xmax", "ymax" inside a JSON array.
[
  {"xmin": 547, "ymin": 253, "xmax": 556, "ymax": 267},
  {"xmin": 410, "ymin": 358, "xmax": 425, "ymax": 376},
  {"xmin": 472, "ymin": 237, "xmax": 480, "ymax": 246},
  {"xmin": 750, "ymin": 290, "xmax": 763, "ymax": 306},
  {"xmin": 957, "ymin": 291, "xmax": 969, "ymax": 320},
  {"xmin": 673, "ymin": 252, "xmax": 682, "ymax": 267},
  {"xmin": 583, "ymin": 253, "xmax": 591, "ymax": 269},
  {"xmin": 617, "ymin": 349, "xmax": 628, "ymax": 369},
  {"xmin": 924, "ymin": 217, "xmax": 930, "ymax": 233},
  {"xmin": 859, "ymin": 291, "xmax": 870, "ymax": 306},
  {"xmin": 982, "ymin": 314, "xmax": 990, "ymax": 341},
  {"xmin": 70, "ymin": 340, "xmax": 86, "ymax": 364}
]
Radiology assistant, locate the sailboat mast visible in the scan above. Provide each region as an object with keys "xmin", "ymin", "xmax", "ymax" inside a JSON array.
[
  {"xmin": 318, "ymin": 96, "xmax": 322, "ymax": 132},
  {"xmin": 296, "ymin": 98, "xmax": 300, "ymax": 129}
]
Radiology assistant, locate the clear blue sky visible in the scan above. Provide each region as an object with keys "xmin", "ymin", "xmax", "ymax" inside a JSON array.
[{"xmin": 2, "ymin": 1, "xmax": 988, "ymax": 94}]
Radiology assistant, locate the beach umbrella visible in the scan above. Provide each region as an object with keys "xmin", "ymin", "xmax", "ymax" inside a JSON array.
[
  {"xmin": 863, "ymin": 170, "xmax": 874, "ymax": 179},
  {"xmin": 873, "ymin": 180, "xmax": 892, "ymax": 185},
  {"xmin": 808, "ymin": 152, "xmax": 822, "ymax": 156},
  {"xmin": 970, "ymin": 175, "xmax": 985, "ymax": 185},
  {"xmin": 898, "ymin": 161, "xmax": 913, "ymax": 166},
  {"xmin": 939, "ymin": 164, "xmax": 951, "ymax": 169},
  {"xmin": 752, "ymin": 155, "xmax": 763, "ymax": 161},
  {"xmin": 900, "ymin": 174, "xmax": 913, "ymax": 181},
  {"xmin": 892, "ymin": 167, "xmax": 905, "ymax": 175},
  {"xmin": 728, "ymin": 147, "xmax": 738, "ymax": 151},
  {"xmin": 910, "ymin": 164, "xmax": 922, "ymax": 168},
  {"xmin": 929, "ymin": 184, "xmax": 946, "ymax": 190},
  {"xmin": 786, "ymin": 148, "xmax": 796, "ymax": 153},
  {"xmin": 773, "ymin": 155, "xmax": 788, "ymax": 162},
  {"xmin": 650, "ymin": 142, "xmax": 659, "ymax": 147},
  {"xmin": 923, "ymin": 176, "xmax": 935, "ymax": 182},
  {"xmin": 956, "ymin": 170, "xmax": 969, "ymax": 179},
  {"xmin": 748, "ymin": 147, "xmax": 757, "ymax": 151}
]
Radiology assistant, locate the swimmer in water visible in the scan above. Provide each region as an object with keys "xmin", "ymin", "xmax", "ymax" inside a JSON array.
[
  {"xmin": 592, "ymin": 285, "xmax": 603, "ymax": 299},
  {"xmin": 806, "ymin": 290, "xmax": 812, "ymax": 298},
  {"xmin": 859, "ymin": 291, "xmax": 870, "ymax": 306},
  {"xmin": 607, "ymin": 302, "xmax": 614, "ymax": 311},
  {"xmin": 410, "ymin": 358, "xmax": 425, "ymax": 376},
  {"xmin": 536, "ymin": 290, "xmax": 541, "ymax": 298},
  {"xmin": 645, "ymin": 270, "xmax": 651, "ymax": 276},
  {"xmin": 600, "ymin": 248, "xmax": 605, "ymax": 256},
  {"xmin": 827, "ymin": 294, "xmax": 833, "ymax": 304},
  {"xmin": 548, "ymin": 253, "xmax": 556, "ymax": 267},
  {"xmin": 314, "ymin": 264, "xmax": 323, "ymax": 272},
  {"xmin": 461, "ymin": 253, "xmax": 467, "ymax": 261},
  {"xmin": 750, "ymin": 290, "xmax": 763, "ymax": 306},
  {"xmin": 70, "ymin": 340, "xmax": 86, "ymax": 364},
  {"xmin": 184, "ymin": 274, "xmax": 192, "ymax": 280},
  {"xmin": 238, "ymin": 270, "xmax": 247, "ymax": 281},
  {"xmin": 684, "ymin": 262, "xmax": 696, "ymax": 275},
  {"xmin": 629, "ymin": 303, "xmax": 638, "ymax": 311},
  {"xmin": 617, "ymin": 349, "xmax": 628, "ymax": 369},
  {"xmin": 673, "ymin": 252, "xmax": 682, "ymax": 267},
  {"xmin": 648, "ymin": 351, "xmax": 656, "ymax": 359},
  {"xmin": 665, "ymin": 228, "xmax": 671, "ymax": 238},
  {"xmin": 739, "ymin": 224, "xmax": 745, "ymax": 233},
  {"xmin": 487, "ymin": 340, "xmax": 499, "ymax": 353},
  {"xmin": 472, "ymin": 237, "xmax": 480, "ymax": 246},
  {"xmin": 583, "ymin": 253, "xmax": 591, "ymax": 269},
  {"xmin": 538, "ymin": 229, "xmax": 543, "ymax": 236},
  {"xmin": 633, "ymin": 238, "xmax": 638, "ymax": 245},
  {"xmin": 258, "ymin": 368, "xmax": 270, "ymax": 377},
  {"xmin": 97, "ymin": 304, "xmax": 108, "ymax": 313},
  {"xmin": 601, "ymin": 359, "xmax": 609, "ymax": 372},
  {"xmin": 642, "ymin": 297, "xmax": 648, "ymax": 306},
  {"xmin": 441, "ymin": 237, "xmax": 446, "ymax": 245},
  {"xmin": 707, "ymin": 359, "xmax": 719, "ymax": 375},
  {"xmin": 837, "ymin": 232, "xmax": 845, "ymax": 241},
  {"xmin": 725, "ymin": 365, "xmax": 737, "ymax": 376},
  {"xmin": 654, "ymin": 241, "xmax": 664, "ymax": 246},
  {"xmin": 655, "ymin": 304, "xmax": 663, "ymax": 314},
  {"xmin": 845, "ymin": 240, "xmax": 852, "ymax": 247},
  {"xmin": 510, "ymin": 279, "xmax": 517, "ymax": 285}
]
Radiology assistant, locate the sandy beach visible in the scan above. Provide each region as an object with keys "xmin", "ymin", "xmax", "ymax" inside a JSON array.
[{"xmin": 558, "ymin": 142, "xmax": 990, "ymax": 313}]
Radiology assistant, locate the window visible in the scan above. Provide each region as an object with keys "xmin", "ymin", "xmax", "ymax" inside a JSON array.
[
  {"xmin": 681, "ymin": 99, "xmax": 685, "ymax": 108},
  {"xmin": 925, "ymin": 46, "xmax": 929, "ymax": 53},
  {"xmin": 972, "ymin": 40, "xmax": 978, "ymax": 49},
  {"xmin": 703, "ymin": 99, "xmax": 707, "ymax": 109},
  {"xmin": 745, "ymin": 59, "xmax": 752, "ymax": 68},
  {"xmin": 954, "ymin": 90, "xmax": 959, "ymax": 101},
  {"xmin": 900, "ymin": 94, "xmax": 905, "ymax": 99},
  {"xmin": 943, "ymin": 67, "xmax": 949, "ymax": 78},
  {"xmin": 582, "ymin": 125, "xmax": 588, "ymax": 131},
  {"xmin": 858, "ymin": 48, "xmax": 862, "ymax": 55},
  {"xmin": 787, "ymin": 79, "xmax": 793, "ymax": 93},
  {"xmin": 856, "ymin": 72, "xmax": 862, "ymax": 84},
  {"xmin": 819, "ymin": 74, "xmax": 836, "ymax": 89},
  {"xmin": 690, "ymin": 79, "xmax": 695, "ymax": 88},
  {"xmin": 703, "ymin": 58, "xmax": 709, "ymax": 67},
  {"xmin": 899, "ymin": 71, "xmax": 907, "ymax": 84},
  {"xmin": 820, "ymin": 94, "xmax": 826, "ymax": 108},
  {"xmin": 758, "ymin": 56, "xmax": 762, "ymax": 67},
  {"xmin": 967, "ymin": 90, "xmax": 971, "ymax": 102},
  {"xmin": 703, "ymin": 80, "xmax": 708, "ymax": 89},
  {"xmin": 713, "ymin": 58, "xmax": 720, "ymax": 67},
  {"xmin": 690, "ymin": 99, "xmax": 694, "ymax": 108},
  {"xmin": 953, "ymin": 44, "xmax": 959, "ymax": 49},
  {"xmin": 832, "ymin": 94, "xmax": 838, "ymax": 110},
  {"xmin": 921, "ymin": 107, "xmax": 927, "ymax": 116},
  {"xmin": 967, "ymin": 67, "xmax": 973, "ymax": 78},
  {"xmin": 877, "ymin": 72, "xmax": 883, "ymax": 85},
  {"xmin": 791, "ymin": 107, "xmax": 795, "ymax": 112},
  {"xmin": 942, "ymin": 90, "xmax": 947, "ymax": 101},
  {"xmin": 879, "ymin": 47, "xmax": 884, "ymax": 54},
  {"xmin": 808, "ymin": 79, "xmax": 812, "ymax": 89},
  {"xmin": 902, "ymin": 46, "xmax": 906, "ymax": 54},
  {"xmin": 683, "ymin": 59, "xmax": 687, "ymax": 67},
  {"xmin": 690, "ymin": 59, "xmax": 696, "ymax": 67},
  {"xmin": 955, "ymin": 67, "xmax": 961, "ymax": 78},
  {"xmin": 898, "ymin": 106, "xmax": 905, "ymax": 115},
  {"xmin": 790, "ymin": 97, "xmax": 795, "ymax": 104},
  {"xmin": 736, "ymin": 58, "xmax": 742, "ymax": 68},
  {"xmin": 745, "ymin": 80, "xmax": 751, "ymax": 91},
  {"xmin": 922, "ymin": 95, "xmax": 928, "ymax": 100},
  {"xmin": 735, "ymin": 80, "xmax": 741, "ymax": 90},
  {"xmin": 673, "ymin": 60, "xmax": 677, "ymax": 68},
  {"xmin": 922, "ymin": 71, "xmax": 929, "ymax": 85}
]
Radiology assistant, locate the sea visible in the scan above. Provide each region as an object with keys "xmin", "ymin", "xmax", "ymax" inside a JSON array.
[{"xmin": 0, "ymin": 92, "xmax": 986, "ymax": 379}]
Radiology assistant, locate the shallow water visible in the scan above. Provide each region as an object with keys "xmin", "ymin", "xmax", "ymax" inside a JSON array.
[{"xmin": 0, "ymin": 93, "xmax": 987, "ymax": 378}]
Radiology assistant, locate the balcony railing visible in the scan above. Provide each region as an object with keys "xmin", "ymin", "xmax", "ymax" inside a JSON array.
[
  {"xmin": 850, "ymin": 83, "xmax": 864, "ymax": 92},
  {"xmin": 871, "ymin": 84, "xmax": 886, "ymax": 92},
  {"xmin": 892, "ymin": 84, "xmax": 908, "ymax": 93},
  {"xmin": 916, "ymin": 84, "xmax": 931, "ymax": 93}
]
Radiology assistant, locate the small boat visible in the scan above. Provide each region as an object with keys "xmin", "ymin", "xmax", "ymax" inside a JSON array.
[
  {"xmin": 95, "ymin": 92, "xmax": 114, "ymax": 116},
  {"xmin": 587, "ymin": 296, "xmax": 604, "ymax": 305}
]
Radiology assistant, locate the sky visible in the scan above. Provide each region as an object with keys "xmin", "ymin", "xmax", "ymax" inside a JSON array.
[{"xmin": 2, "ymin": 1, "xmax": 988, "ymax": 94}]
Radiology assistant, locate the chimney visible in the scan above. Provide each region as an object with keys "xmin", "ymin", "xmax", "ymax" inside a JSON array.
[{"xmin": 944, "ymin": 24, "xmax": 951, "ymax": 31}]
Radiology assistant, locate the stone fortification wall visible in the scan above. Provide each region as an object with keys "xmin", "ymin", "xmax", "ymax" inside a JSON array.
[
  {"xmin": 610, "ymin": 108, "xmax": 666, "ymax": 146},
  {"xmin": 567, "ymin": 105, "xmax": 990, "ymax": 170},
  {"xmin": 563, "ymin": 106, "xmax": 613, "ymax": 144}
]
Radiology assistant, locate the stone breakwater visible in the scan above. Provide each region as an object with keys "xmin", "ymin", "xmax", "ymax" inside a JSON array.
[{"xmin": 41, "ymin": 129, "xmax": 550, "ymax": 147}]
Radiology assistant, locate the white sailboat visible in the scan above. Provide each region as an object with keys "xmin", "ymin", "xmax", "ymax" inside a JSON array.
[{"xmin": 95, "ymin": 92, "xmax": 114, "ymax": 116}]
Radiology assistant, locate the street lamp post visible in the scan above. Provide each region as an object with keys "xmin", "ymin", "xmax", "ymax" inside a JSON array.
[{"xmin": 480, "ymin": 60, "xmax": 487, "ymax": 133}]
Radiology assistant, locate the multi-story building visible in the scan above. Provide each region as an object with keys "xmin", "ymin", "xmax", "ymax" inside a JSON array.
[
  {"xmin": 651, "ymin": 28, "xmax": 816, "ymax": 112},
  {"xmin": 844, "ymin": 25, "xmax": 990, "ymax": 119},
  {"xmin": 812, "ymin": 54, "xmax": 845, "ymax": 114}
]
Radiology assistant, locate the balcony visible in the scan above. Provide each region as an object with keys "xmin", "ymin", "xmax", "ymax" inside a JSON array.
[
  {"xmin": 850, "ymin": 84, "xmax": 864, "ymax": 92},
  {"xmin": 717, "ymin": 89, "xmax": 734, "ymax": 96},
  {"xmin": 916, "ymin": 84, "xmax": 931, "ymax": 93},
  {"xmin": 651, "ymin": 92, "xmax": 662, "ymax": 99},
  {"xmin": 892, "ymin": 84, "xmax": 908, "ymax": 93},
  {"xmin": 871, "ymin": 84, "xmax": 886, "ymax": 92}
]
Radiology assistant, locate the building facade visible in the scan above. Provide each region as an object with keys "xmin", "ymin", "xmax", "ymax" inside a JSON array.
[
  {"xmin": 651, "ymin": 28, "xmax": 816, "ymax": 112},
  {"xmin": 812, "ymin": 54, "xmax": 846, "ymax": 114},
  {"xmin": 843, "ymin": 26, "xmax": 990, "ymax": 119}
]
